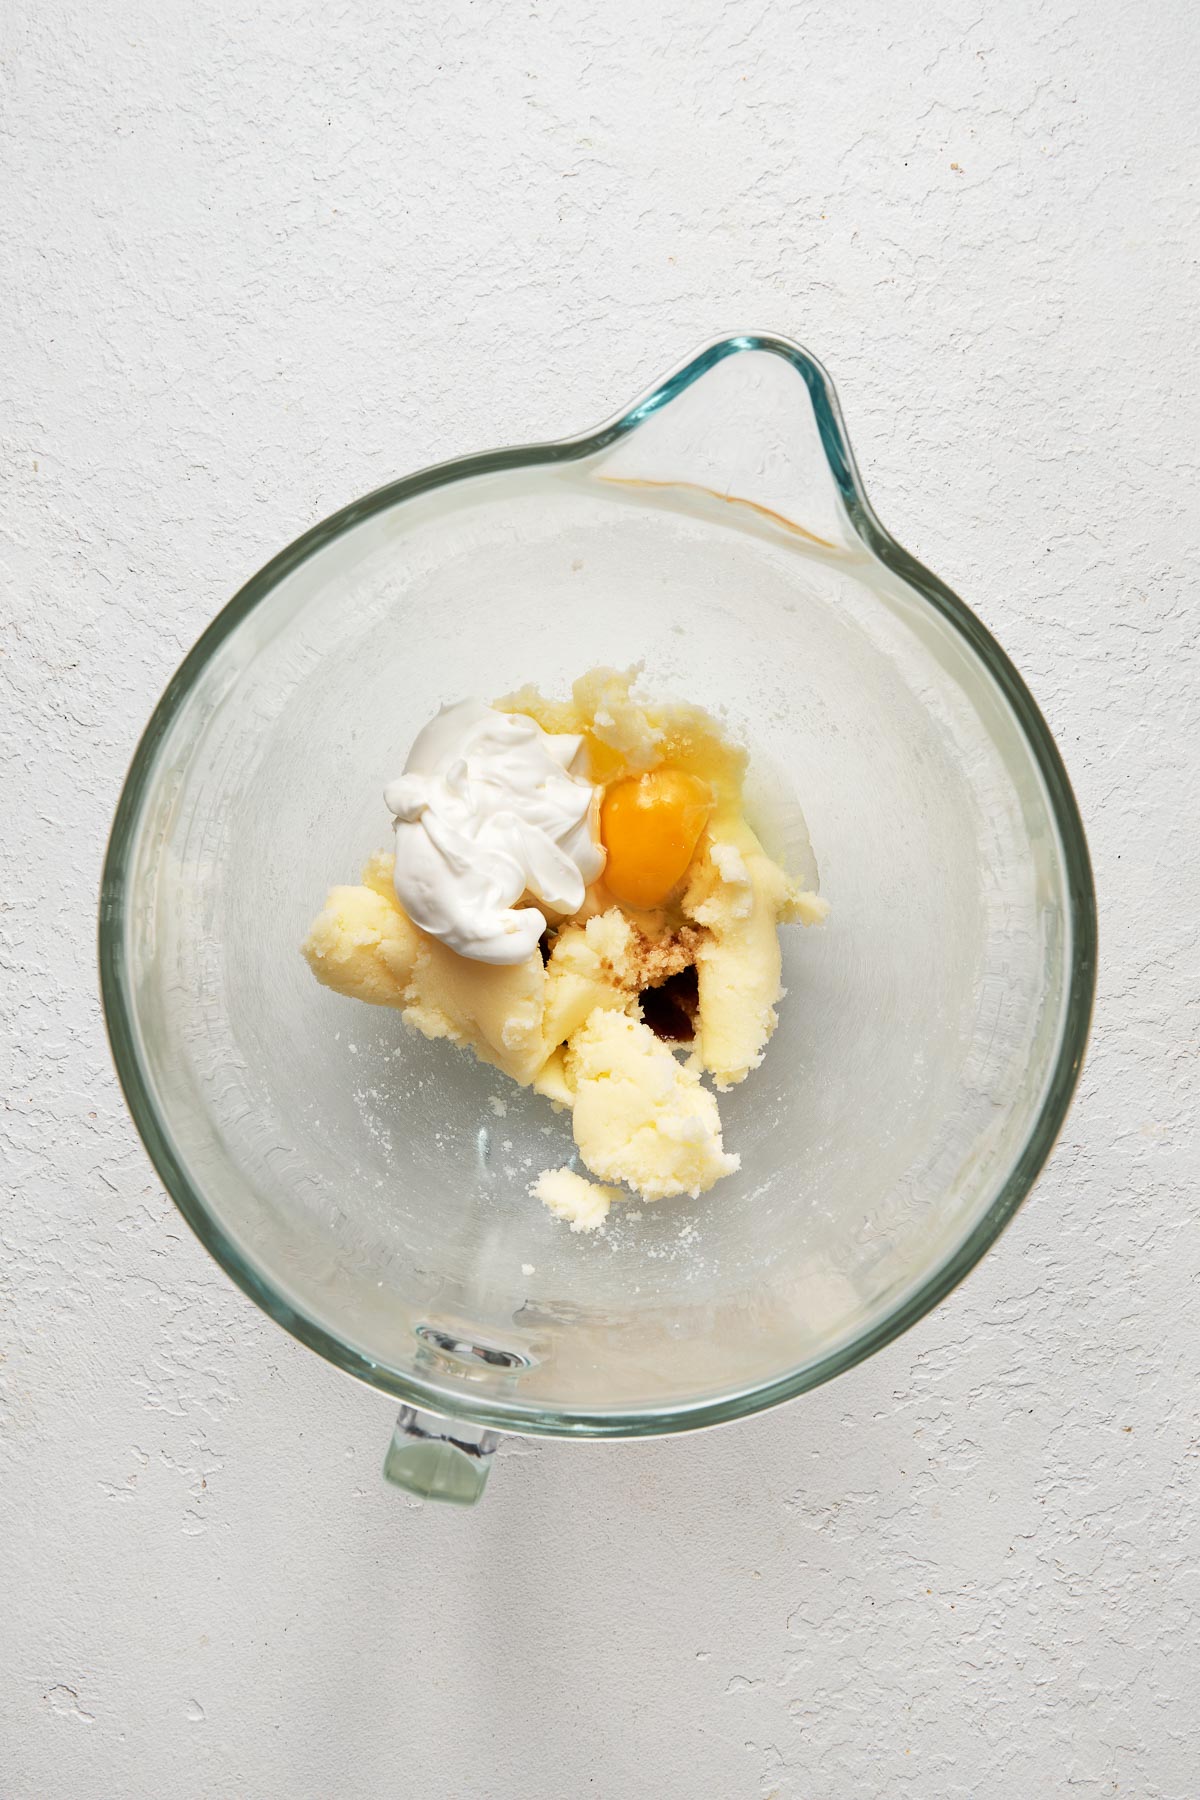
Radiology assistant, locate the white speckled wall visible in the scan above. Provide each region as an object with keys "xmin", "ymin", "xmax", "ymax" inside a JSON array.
[{"xmin": 3, "ymin": 2, "xmax": 1197, "ymax": 1794}]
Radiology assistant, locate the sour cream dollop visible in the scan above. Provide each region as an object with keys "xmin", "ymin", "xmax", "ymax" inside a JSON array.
[{"xmin": 384, "ymin": 700, "xmax": 605, "ymax": 965}]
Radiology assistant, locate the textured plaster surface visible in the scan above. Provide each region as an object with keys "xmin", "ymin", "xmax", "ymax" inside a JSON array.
[{"xmin": 2, "ymin": 2, "xmax": 1198, "ymax": 1795}]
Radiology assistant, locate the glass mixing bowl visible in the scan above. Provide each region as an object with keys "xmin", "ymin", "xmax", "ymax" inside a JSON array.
[{"xmin": 100, "ymin": 334, "xmax": 1095, "ymax": 1504}]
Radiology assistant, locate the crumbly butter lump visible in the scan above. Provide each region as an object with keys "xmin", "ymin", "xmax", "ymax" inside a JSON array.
[
  {"xmin": 566, "ymin": 1010, "xmax": 739, "ymax": 1201},
  {"xmin": 531, "ymin": 1166, "xmax": 623, "ymax": 1233}
]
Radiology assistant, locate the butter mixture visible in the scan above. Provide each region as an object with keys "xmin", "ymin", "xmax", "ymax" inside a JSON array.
[{"xmin": 302, "ymin": 668, "xmax": 828, "ymax": 1229}]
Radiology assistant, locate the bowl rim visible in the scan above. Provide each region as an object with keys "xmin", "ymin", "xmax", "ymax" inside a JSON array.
[{"xmin": 99, "ymin": 332, "xmax": 1097, "ymax": 1439}]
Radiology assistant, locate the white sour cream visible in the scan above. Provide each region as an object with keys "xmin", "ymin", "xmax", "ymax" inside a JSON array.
[{"xmin": 384, "ymin": 700, "xmax": 605, "ymax": 965}]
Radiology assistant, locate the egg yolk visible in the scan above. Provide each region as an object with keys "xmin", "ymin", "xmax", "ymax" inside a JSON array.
[{"xmin": 600, "ymin": 768, "xmax": 713, "ymax": 910}]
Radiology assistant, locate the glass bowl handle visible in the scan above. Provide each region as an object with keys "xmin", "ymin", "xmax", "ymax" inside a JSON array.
[{"xmin": 382, "ymin": 1404, "xmax": 501, "ymax": 1506}]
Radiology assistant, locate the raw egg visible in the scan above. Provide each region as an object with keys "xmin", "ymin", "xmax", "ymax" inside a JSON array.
[{"xmin": 600, "ymin": 768, "xmax": 713, "ymax": 910}]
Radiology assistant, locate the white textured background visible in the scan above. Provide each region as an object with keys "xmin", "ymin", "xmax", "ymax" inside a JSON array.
[{"xmin": 3, "ymin": 2, "xmax": 1198, "ymax": 1795}]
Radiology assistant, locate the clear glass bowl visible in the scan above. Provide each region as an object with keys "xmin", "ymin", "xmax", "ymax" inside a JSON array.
[{"xmin": 100, "ymin": 334, "xmax": 1095, "ymax": 1502}]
